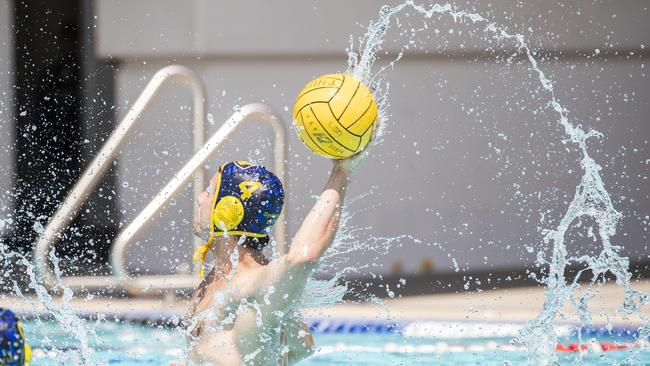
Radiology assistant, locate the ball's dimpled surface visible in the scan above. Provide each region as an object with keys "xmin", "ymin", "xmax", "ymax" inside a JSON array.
[{"xmin": 293, "ymin": 73, "xmax": 377, "ymax": 159}]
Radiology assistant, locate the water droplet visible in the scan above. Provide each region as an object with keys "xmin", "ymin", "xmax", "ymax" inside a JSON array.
[{"xmin": 32, "ymin": 221, "xmax": 44, "ymax": 234}]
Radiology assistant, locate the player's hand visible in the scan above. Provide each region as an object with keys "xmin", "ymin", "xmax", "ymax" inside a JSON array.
[{"xmin": 332, "ymin": 113, "xmax": 382, "ymax": 174}]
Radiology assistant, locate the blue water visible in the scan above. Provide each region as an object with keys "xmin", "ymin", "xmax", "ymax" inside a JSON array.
[{"xmin": 22, "ymin": 320, "xmax": 650, "ymax": 365}]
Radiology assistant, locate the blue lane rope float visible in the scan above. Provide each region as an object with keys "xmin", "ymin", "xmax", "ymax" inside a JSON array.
[
  {"xmin": 309, "ymin": 319, "xmax": 402, "ymax": 334},
  {"xmin": 577, "ymin": 325, "xmax": 643, "ymax": 338}
]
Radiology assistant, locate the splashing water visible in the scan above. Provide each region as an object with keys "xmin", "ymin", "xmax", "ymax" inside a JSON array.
[
  {"xmin": 345, "ymin": 1, "xmax": 649, "ymax": 364},
  {"xmin": 1, "ymin": 2, "xmax": 647, "ymax": 365},
  {"xmin": 1, "ymin": 245, "xmax": 99, "ymax": 365},
  {"xmin": 300, "ymin": 191, "xmax": 435, "ymax": 310}
]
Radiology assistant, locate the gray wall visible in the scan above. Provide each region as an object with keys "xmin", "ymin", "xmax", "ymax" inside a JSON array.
[
  {"xmin": 94, "ymin": 0, "xmax": 650, "ymax": 278},
  {"xmin": 0, "ymin": 0, "xmax": 13, "ymax": 236}
]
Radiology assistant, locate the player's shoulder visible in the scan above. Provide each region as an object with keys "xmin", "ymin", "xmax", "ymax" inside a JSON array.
[{"xmin": 248, "ymin": 255, "xmax": 290, "ymax": 291}]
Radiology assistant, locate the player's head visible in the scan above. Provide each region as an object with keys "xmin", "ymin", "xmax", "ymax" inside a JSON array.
[
  {"xmin": 193, "ymin": 161, "xmax": 284, "ymax": 275},
  {"xmin": 0, "ymin": 308, "xmax": 32, "ymax": 365}
]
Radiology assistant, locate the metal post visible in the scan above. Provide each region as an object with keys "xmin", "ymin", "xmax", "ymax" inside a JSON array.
[
  {"xmin": 34, "ymin": 65, "xmax": 206, "ymax": 289},
  {"xmin": 111, "ymin": 103, "xmax": 287, "ymax": 295}
]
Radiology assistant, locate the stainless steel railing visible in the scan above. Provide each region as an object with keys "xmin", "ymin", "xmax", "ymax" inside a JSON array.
[
  {"xmin": 112, "ymin": 103, "xmax": 287, "ymax": 296},
  {"xmin": 33, "ymin": 65, "xmax": 288, "ymax": 296},
  {"xmin": 34, "ymin": 65, "xmax": 206, "ymax": 290}
]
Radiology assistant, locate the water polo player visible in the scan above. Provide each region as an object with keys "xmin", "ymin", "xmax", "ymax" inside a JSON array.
[
  {"xmin": 0, "ymin": 308, "xmax": 32, "ymax": 366},
  {"xmin": 185, "ymin": 155, "xmax": 364, "ymax": 365}
]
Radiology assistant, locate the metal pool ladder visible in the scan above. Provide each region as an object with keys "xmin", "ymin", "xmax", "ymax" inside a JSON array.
[{"xmin": 33, "ymin": 65, "xmax": 288, "ymax": 296}]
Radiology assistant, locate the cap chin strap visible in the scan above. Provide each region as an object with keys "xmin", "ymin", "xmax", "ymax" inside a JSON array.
[
  {"xmin": 193, "ymin": 233, "xmax": 214, "ymax": 278},
  {"xmin": 193, "ymin": 175, "xmax": 221, "ymax": 278},
  {"xmin": 17, "ymin": 321, "xmax": 31, "ymax": 365}
]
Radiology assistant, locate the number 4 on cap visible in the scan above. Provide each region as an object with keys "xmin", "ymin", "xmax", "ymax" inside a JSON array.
[{"xmin": 239, "ymin": 181, "xmax": 262, "ymax": 200}]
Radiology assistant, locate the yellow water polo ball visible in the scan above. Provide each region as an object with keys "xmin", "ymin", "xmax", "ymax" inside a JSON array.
[{"xmin": 293, "ymin": 73, "xmax": 378, "ymax": 159}]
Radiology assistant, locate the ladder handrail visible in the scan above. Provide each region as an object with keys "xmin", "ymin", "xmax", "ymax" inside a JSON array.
[
  {"xmin": 34, "ymin": 65, "xmax": 207, "ymax": 289},
  {"xmin": 111, "ymin": 103, "xmax": 288, "ymax": 296}
]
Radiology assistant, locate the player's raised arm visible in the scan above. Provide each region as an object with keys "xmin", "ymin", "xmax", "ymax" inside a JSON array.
[
  {"xmin": 287, "ymin": 162, "xmax": 351, "ymax": 268},
  {"xmin": 286, "ymin": 72, "xmax": 378, "ymax": 270},
  {"xmin": 254, "ymin": 157, "xmax": 366, "ymax": 316},
  {"xmin": 254, "ymin": 72, "xmax": 378, "ymax": 314}
]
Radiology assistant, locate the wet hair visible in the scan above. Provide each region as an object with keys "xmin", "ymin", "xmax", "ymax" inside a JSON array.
[{"xmin": 240, "ymin": 236, "xmax": 269, "ymax": 251}]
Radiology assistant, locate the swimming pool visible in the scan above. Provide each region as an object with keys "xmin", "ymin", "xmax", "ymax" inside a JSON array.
[{"xmin": 22, "ymin": 320, "xmax": 650, "ymax": 365}]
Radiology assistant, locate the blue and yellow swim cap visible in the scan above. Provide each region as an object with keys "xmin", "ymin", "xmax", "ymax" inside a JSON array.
[
  {"xmin": 0, "ymin": 308, "xmax": 32, "ymax": 366},
  {"xmin": 193, "ymin": 161, "xmax": 284, "ymax": 276}
]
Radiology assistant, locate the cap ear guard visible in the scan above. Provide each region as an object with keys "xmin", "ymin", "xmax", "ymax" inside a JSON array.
[{"xmin": 212, "ymin": 196, "xmax": 245, "ymax": 231}]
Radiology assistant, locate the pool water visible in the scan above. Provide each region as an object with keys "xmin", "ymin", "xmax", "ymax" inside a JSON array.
[{"xmin": 22, "ymin": 320, "xmax": 650, "ymax": 365}]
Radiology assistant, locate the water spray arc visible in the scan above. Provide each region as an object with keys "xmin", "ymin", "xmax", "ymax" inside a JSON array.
[{"xmin": 347, "ymin": 1, "xmax": 649, "ymax": 364}]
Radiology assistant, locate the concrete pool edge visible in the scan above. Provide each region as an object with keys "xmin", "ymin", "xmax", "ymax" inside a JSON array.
[{"xmin": 12, "ymin": 309, "xmax": 646, "ymax": 340}]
